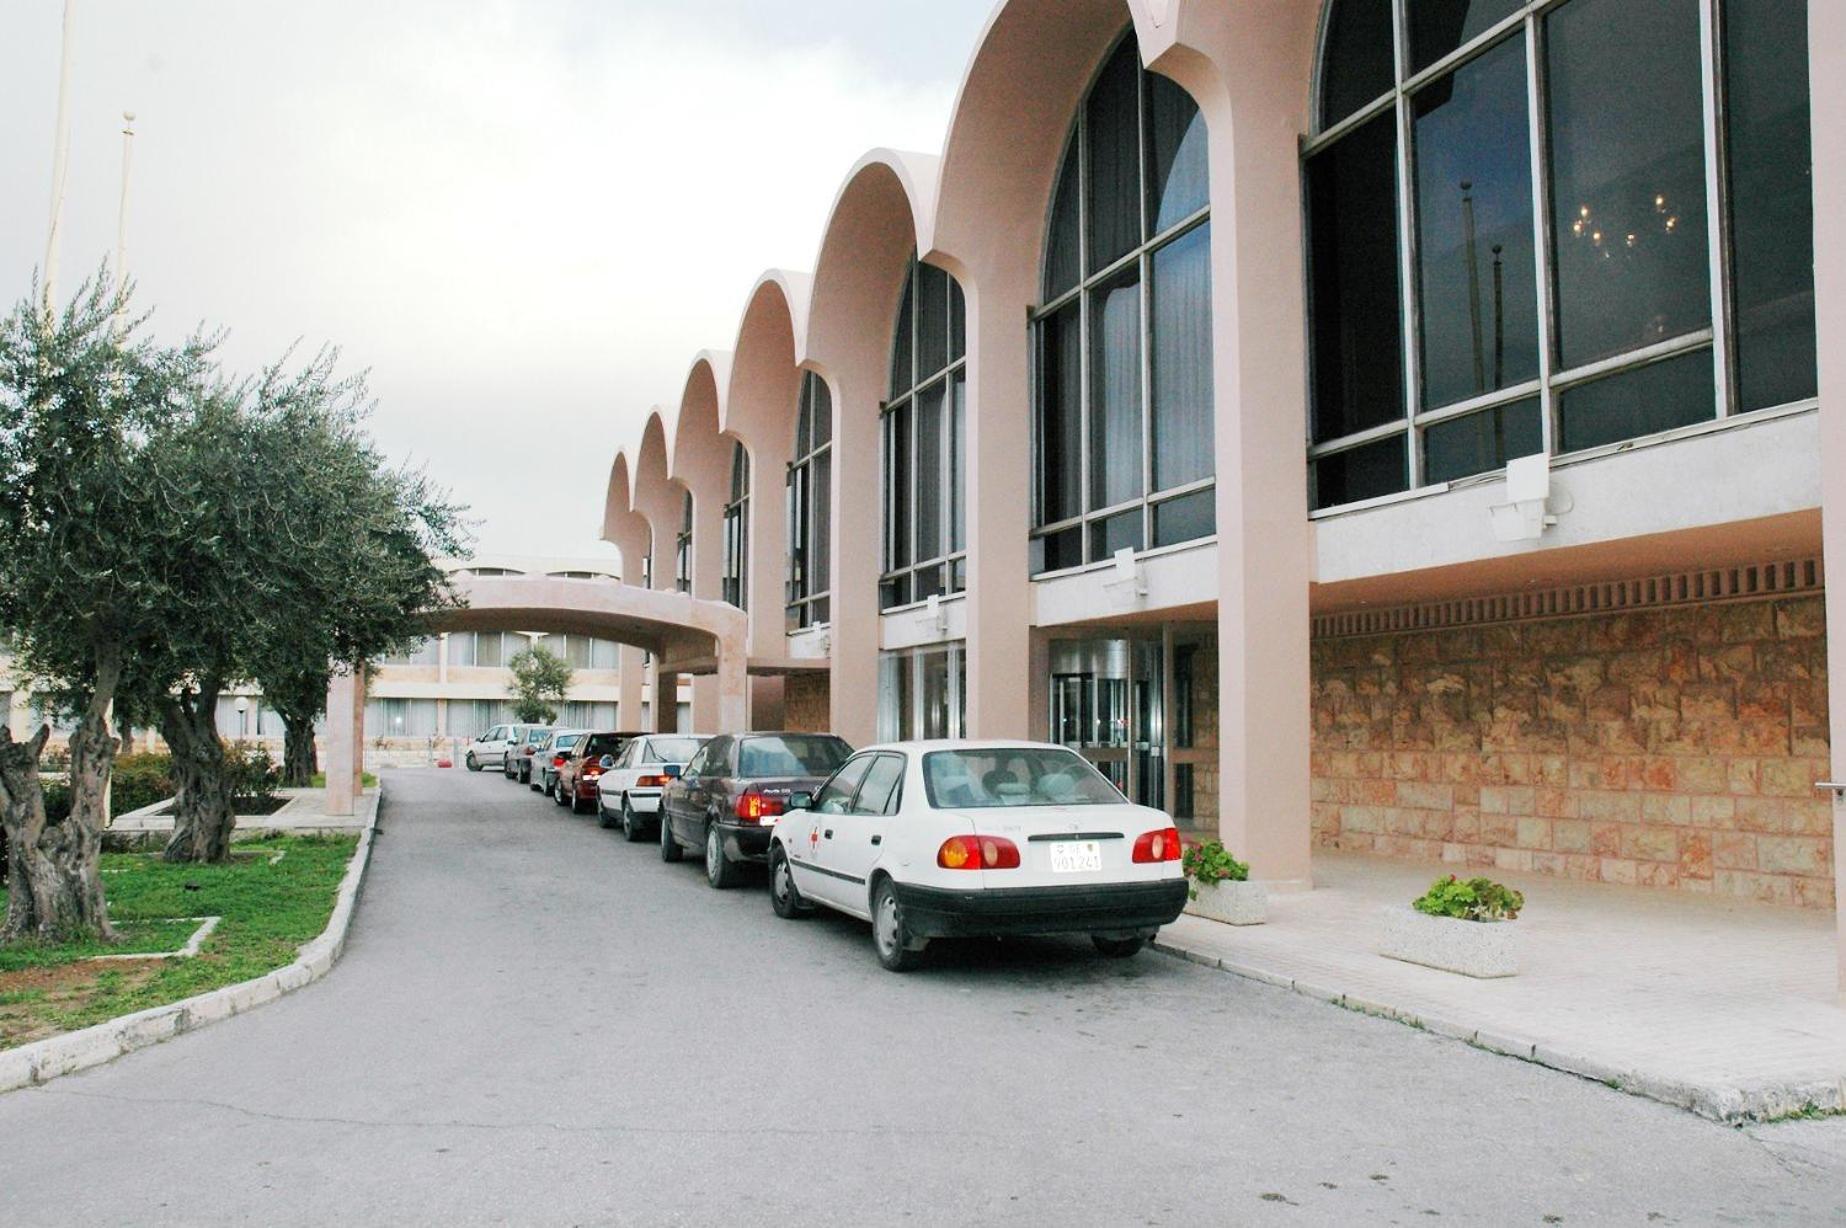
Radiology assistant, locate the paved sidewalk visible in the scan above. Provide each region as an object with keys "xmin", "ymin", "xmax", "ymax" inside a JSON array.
[
  {"xmin": 1156, "ymin": 851, "xmax": 1846, "ymax": 1121},
  {"xmin": 109, "ymin": 787, "xmax": 372, "ymax": 839}
]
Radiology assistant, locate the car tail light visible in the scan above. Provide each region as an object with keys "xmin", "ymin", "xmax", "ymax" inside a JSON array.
[
  {"xmin": 1132, "ymin": 827, "xmax": 1182, "ymax": 864},
  {"xmin": 583, "ymin": 764, "xmax": 602, "ymax": 778},
  {"xmin": 735, "ymin": 791, "xmax": 785, "ymax": 823},
  {"xmin": 637, "ymin": 774, "xmax": 670, "ymax": 788},
  {"xmin": 551, "ymin": 754, "xmax": 567, "ymax": 768},
  {"xmin": 937, "ymin": 835, "xmax": 1020, "ymax": 871}
]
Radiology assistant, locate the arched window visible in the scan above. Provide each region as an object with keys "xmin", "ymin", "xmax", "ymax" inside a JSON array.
[
  {"xmin": 786, "ymin": 372, "xmax": 832, "ymax": 630},
  {"xmin": 723, "ymin": 442, "xmax": 749, "ymax": 609},
  {"xmin": 881, "ymin": 255, "xmax": 968, "ymax": 610},
  {"xmin": 1305, "ymin": 0, "xmax": 1816, "ymax": 511},
  {"xmin": 1031, "ymin": 31, "xmax": 1214, "ymax": 576},
  {"xmin": 674, "ymin": 492, "xmax": 692, "ymax": 594}
]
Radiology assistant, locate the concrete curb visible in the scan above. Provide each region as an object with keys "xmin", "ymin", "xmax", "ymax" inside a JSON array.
[
  {"xmin": 1150, "ymin": 932, "xmax": 1846, "ymax": 1124},
  {"xmin": 0, "ymin": 787, "xmax": 383, "ymax": 1097}
]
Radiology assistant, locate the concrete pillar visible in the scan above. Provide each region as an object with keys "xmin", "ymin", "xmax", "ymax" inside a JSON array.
[
  {"xmin": 718, "ymin": 643, "xmax": 749, "ymax": 735},
  {"xmin": 828, "ymin": 371, "xmax": 880, "ymax": 747},
  {"xmin": 962, "ymin": 268, "xmax": 1033, "ymax": 739},
  {"xmin": 649, "ymin": 665, "xmax": 680, "ymax": 733},
  {"xmin": 324, "ymin": 665, "xmax": 359, "ymax": 817},
  {"xmin": 618, "ymin": 643, "xmax": 645, "ymax": 730},
  {"xmin": 1809, "ymin": 0, "xmax": 1846, "ymax": 997}
]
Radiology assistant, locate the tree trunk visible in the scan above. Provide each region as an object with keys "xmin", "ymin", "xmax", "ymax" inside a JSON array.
[
  {"xmin": 0, "ymin": 723, "xmax": 115, "ymax": 943},
  {"xmin": 161, "ymin": 688, "xmax": 236, "ymax": 864},
  {"xmin": 281, "ymin": 718, "xmax": 318, "ymax": 787}
]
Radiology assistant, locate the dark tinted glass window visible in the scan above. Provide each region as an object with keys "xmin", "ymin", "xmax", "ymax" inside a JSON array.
[
  {"xmin": 853, "ymin": 755, "xmax": 906, "ymax": 815},
  {"xmin": 1558, "ymin": 349, "xmax": 1714, "ymax": 453},
  {"xmin": 1086, "ymin": 39, "xmax": 1142, "ymax": 272},
  {"xmin": 888, "ymin": 266, "xmax": 914, "ymax": 397},
  {"xmin": 1311, "ymin": 436, "xmax": 1408, "ymax": 510},
  {"xmin": 1089, "ymin": 271, "xmax": 1143, "ymax": 509},
  {"xmin": 1412, "ymin": 34, "xmax": 1538, "ymax": 408},
  {"xmin": 1725, "ymin": 0, "xmax": 1817, "ymax": 412},
  {"xmin": 1407, "ymin": 0, "xmax": 1524, "ymax": 73},
  {"xmin": 1090, "ymin": 509, "xmax": 1143, "ymax": 560},
  {"xmin": 1547, "ymin": 0, "xmax": 1708, "ymax": 370},
  {"xmin": 918, "ymin": 262, "xmax": 950, "ymax": 378},
  {"xmin": 1037, "ymin": 303, "xmax": 1083, "ymax": 524},
  {"xmin": 1146, "ymin": 73, "xmax": 1208, "ymax": 233},
  {"xmin": 1320, "ymin": 0, "xmax": 1395, "ymax": 126},
  {"xmin": 1151, "ymin": 222, "xmax": 1214, "ymax": 491},
  {"xmin": 1031, "ymin": 527, "xmax": 1083, "ymax": 575},
  {"xmin": 1422, "ymin": 396, "xmax": 1541, "ymax": 483},
  {"xmin": 1153, "ymin": 488, "xmax": 1216, "ymax": 547},
  {"xmin": 1045, "ymin": 139, "xmax": 1083, "ymax": 298},
  {"xmin": 809, "ymin": 374, "xmax": 831, "ymax": 446},
  {"xmin": 1307, "ymin": 112, "xmax": 1404, "ymax": 441},
  {"xmin": 915, "ymin": 385, "xmax": 944, "ymax": 563}
]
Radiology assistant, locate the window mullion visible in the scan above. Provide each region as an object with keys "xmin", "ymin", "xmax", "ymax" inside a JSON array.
[
  {"xmin": 1139, "ymin": 248, "xmax": 1154, "ymax": 545},
  {"xmin": 1391, "ymin": 0, "xmax": 1423, "ymax": 491},
  {"xmin": 1524, "ymin": 12, "xmax": 1559, "ymax": 457},
  {"xmin": 1700, "ymin": 0, "xmax": 1736, "ymax": 419}
]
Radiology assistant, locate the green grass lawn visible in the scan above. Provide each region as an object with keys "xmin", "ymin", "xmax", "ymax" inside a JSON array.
[
  {"xmin": 0, "ymin": 834, "xmax": 358, "ymax": 1050},
  {"xmin": 307, "ymin": 771, "xmax": 379, "ymax": 788}
]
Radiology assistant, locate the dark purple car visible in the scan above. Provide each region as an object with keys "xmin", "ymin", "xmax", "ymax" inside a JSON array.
[{"xmin": 660, "ymin": 732, "xmax": 853, "ymax": 888}]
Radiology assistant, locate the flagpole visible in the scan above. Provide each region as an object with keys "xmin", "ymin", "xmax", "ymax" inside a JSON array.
[{"xmin": 44, "ymin": 0, "xmax": 78, "ymax": 310}]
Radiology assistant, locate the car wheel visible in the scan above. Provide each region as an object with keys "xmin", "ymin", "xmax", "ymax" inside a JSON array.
[
  {"xmin": 621, "ymin": 797, "xmax": 648, "ymax": 843},
  {"xmin": 571, "ymin": 787, "xmax": 589, "ymax": 815},
  {"xmin": 660, "ymin": 813, "xmax": 683, "ymax": 862},
  {"xmin": 872, "ymin": 879, "xmax": 925, "ymax": 971},
  {"xmin": 1091, "ymin": 935, "xmax": 1145, "ymax": 959},
  {"xmin": 554, "ymin": 780, "xmax": 570, "ymax": 807},
  {"xmin": 465, "ymin": 753, "xmax": 480, "ymax": 772},
  {"xmin": 596, "ymin": 793, "xmax": 616, "ymax": 829},
  {"xmin": 769, "ymin": 846, "xmax": 814, "ymax": 920},
  {"xmin": 705, "ymin": 824, "xmax": 744, "ymax": 889},
  {"xmin": 519, "ymin": 764, "xmax": 531, "ymax": 784}
]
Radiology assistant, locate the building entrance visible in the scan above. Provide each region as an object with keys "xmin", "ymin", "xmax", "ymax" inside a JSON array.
[{"xmin": 1048, "ymin": 639, "xmax": 1164, "ymax": 810}]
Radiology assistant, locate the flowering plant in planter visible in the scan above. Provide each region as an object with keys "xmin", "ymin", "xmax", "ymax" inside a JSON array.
[
  {"xmin": 1181, "ymin": 840, "xmax": 1248, "ymax": 901},
  {"xmin": 1411, "ymin": 875, "xmax": 1524, "ymax": 922}
]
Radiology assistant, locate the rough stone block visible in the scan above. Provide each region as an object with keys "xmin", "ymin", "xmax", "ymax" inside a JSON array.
[
  {"xmin": 1755, "ymin": 836, "xmax": 1830, "ymax": 877},
  {"xmin": 1183, "ymin": 880, "xmax": 1268, "ymax": 927}
]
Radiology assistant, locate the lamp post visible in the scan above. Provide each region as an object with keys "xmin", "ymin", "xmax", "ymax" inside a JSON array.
[{"xmin": 235, "ymin": 696, "xmax": 249, "ymax": 740}]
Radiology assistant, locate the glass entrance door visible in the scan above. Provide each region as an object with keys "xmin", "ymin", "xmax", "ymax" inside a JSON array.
[{"xmin": 1048, "ymin": 638, "xmax": 1163, "ymax": 808}]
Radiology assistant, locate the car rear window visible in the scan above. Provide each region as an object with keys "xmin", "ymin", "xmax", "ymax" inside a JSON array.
[
  {"xmin": 737, "ymin": 735, "xmax": 851, "ymax": 778},
  {"xmin": 646, "ymin": 737, "xmax": 704, "ymax": 764},
  {"xmin": 580, "ymin": 733, "xmax": 624, "ymax": 758},
  {"xmin": 922, "ymin": 748, "xmax": 1124, "ymax": 809},
  {"xmin": 554, "ymin": 733, "xmax": 583, "ymax": 751}
]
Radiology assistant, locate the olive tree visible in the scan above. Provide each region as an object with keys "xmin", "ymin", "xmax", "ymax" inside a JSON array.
[
  {"xmin": 139, "ymin": 352, "xmax": 466, "ymax": 860},
  {"xmin": 0, "ymin": 277, "xmax": 214, "ymax": 940},
  {"xmin": 507, "ymin": 645, "xmax": 572, "ymax": 724}
]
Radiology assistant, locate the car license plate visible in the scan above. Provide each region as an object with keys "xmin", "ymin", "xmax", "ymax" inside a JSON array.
[{"xmin": 1050, "ymin": 841, "xmax": 1102, "ymax": 874}]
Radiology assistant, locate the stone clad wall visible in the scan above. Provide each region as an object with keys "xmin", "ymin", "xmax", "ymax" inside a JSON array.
[{"xmin": 1310, "ymin": 595, "xmax": 1833, "ymax": 908}]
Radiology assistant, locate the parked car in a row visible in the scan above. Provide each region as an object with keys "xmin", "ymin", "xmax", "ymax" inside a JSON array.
[
  {"xmin": 594, "ymin": 733, "xmax": 710, "ymax": 840},
  {"xmin": 530, "ymin": 729, "xmax": 585, "ymax": 796},
  {"xmin": 657, "ymin": 732, "xmax": 855, "ymax": 888},
  {"xmin": 767, "ymin": 741, "xmax": 1187, "ymax": 970},
  {"xmin": 553, "ymin": 730, "xmax": 644, "ymax": 813},
  {"xmin": 466, "ymin": 723, "xmax": 545, "ymax": 772},
  {"xmin": 504, "ymin": 727, "xmax": 553, "ymax": 782}
]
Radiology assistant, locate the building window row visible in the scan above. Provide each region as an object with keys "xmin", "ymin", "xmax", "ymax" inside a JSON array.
[
  {"xmin": 675, "ymin": 492, "xmax": 694, "ymax": 594},
  {"xmin": 724, "ymin": 442, "xmax": 750, "ymax": 610},
  {"xmin": 1306, "ymin": 0, "xmax": 1816, "ymax": 510}
]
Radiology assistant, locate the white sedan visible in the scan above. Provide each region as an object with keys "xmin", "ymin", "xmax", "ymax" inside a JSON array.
[
  {"xmin": 595, "ymin": 733, "xmax": 712, "ymax": 841},
  {"xmin": 767, "ymin": 740, "xmax": 1187, "ymax": 971}
]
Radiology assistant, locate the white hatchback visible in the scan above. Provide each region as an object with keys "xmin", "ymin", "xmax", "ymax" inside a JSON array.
[{"xmin": 768, "ymin": 740, "xmax": 1188, "ymax": 971}]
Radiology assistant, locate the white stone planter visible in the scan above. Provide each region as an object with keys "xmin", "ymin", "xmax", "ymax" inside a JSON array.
[
  {"xmin": 1377, "ymin": 907, "xmax": 1518, "ymax": 978},
  {"xmin": 1184, "ymin": 879, "xmax": 1268, "ymax": 926}
]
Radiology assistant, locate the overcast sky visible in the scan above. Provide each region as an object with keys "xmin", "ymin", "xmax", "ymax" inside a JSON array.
[{"xmin": 1, "ymin": 0, "xmax": 995, "ymax": 563}]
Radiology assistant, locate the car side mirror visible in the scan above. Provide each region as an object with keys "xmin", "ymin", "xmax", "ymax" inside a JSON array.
[
  {"xmin": 599, "ymin": 754, "xmax": 616, "ymax": 769},
  {"xmin": 663, "ymin": 764, "xmax": 683, "ymax": 779},
  {"xmin": 787, "ymin": 791, "xmax": 813, "ymax": 811}
]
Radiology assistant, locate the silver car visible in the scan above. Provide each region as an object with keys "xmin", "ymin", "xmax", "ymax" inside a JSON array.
[{"xmin": 530, "ymin": 729, "xmax": 589, "ymax": 797}]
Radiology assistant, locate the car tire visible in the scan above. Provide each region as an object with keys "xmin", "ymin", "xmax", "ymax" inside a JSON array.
[
  {"xmin": 705, "ymin": 824, "xmax": 745, "ymax": 889},
  {"xmin": 660, "ymin": 813, "xmax": 683, "ymax": 862},
  {"xmin": 596, "ymin": 794, "xmax": 616, "ymax": 829},
  {"xmin": 465, "ymin": 754, "xmax": 480, "ymax": 772},
  {"xmin": 872, "ymin": 879, "xmax": 925, "ymax": 971},
  {"xmin": 1091, "ymin": 935, "xmax": 1145, "ymax": 959},
  {"xmin": 553, "ymin": 779, "xmax": 569, "ymax": 807},
  {"xmin": 621, "ymin": 797, "xmax": 648, "ymax": 843},
  {"xmin": 769, "ymin": 846, "xmax": 814, "ymax": 920},
  {"xmin": 571, "ymin": 788, "xmax": 589, "ymax": 815}
]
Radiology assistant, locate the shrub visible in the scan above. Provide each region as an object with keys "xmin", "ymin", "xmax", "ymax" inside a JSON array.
[
  {"xmin": 111, "ymin": 752, "xmax": 176, "ymax": 815},
  {"xmin": 1412, "ymin": 874, "xmax": 1524, "ymax": 922},
  {"xmin": 1181, "ymin": 839, "xmax": 1249, "ymax": 901},
  {"xmin": 225, "ymin": 741, "xmax": 281, "ymax": 805}
]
